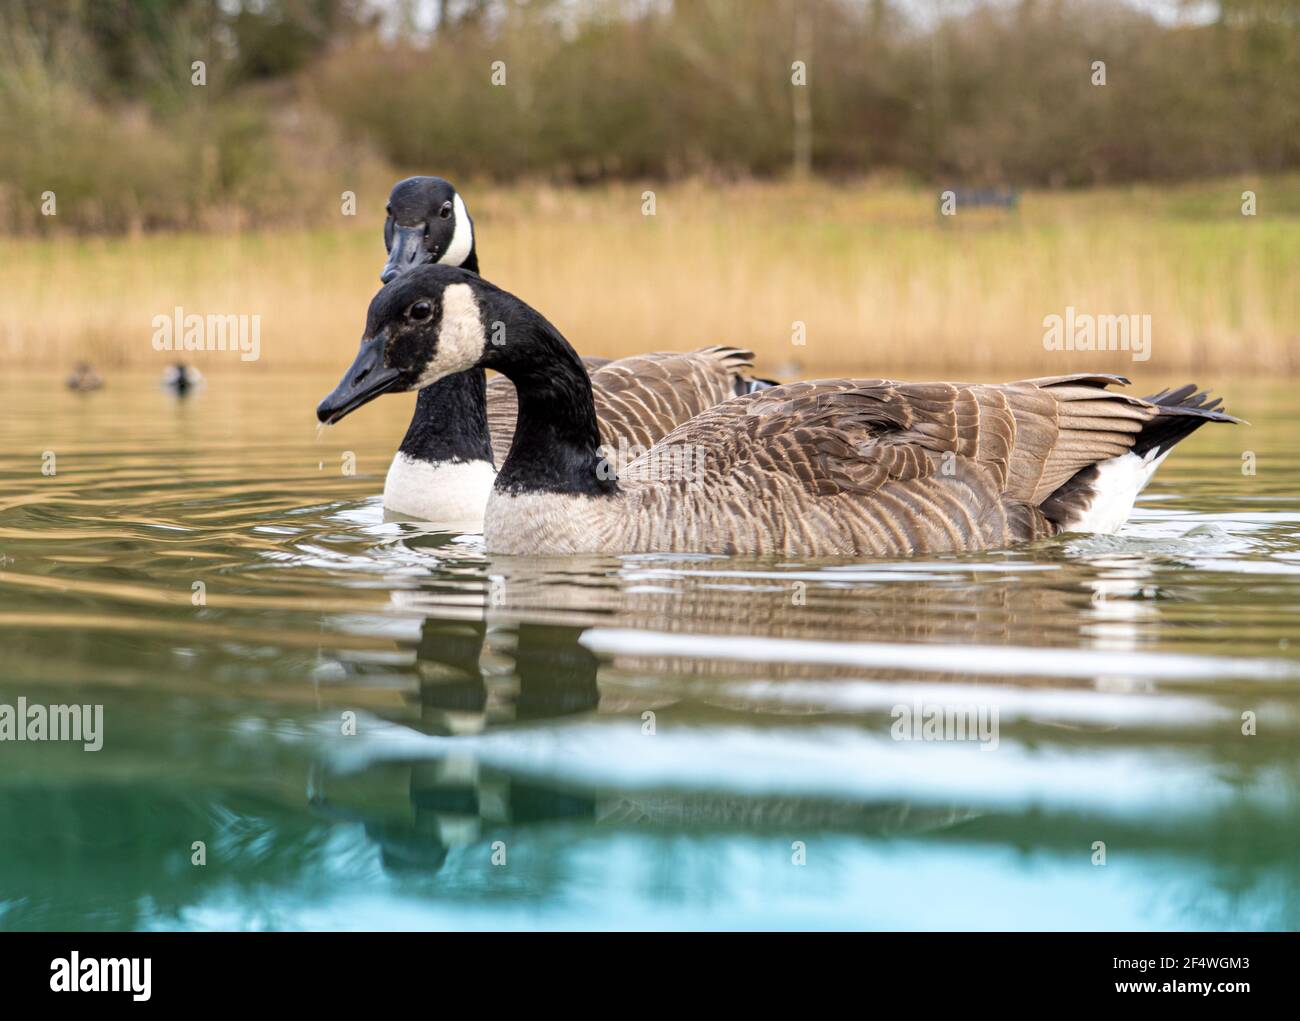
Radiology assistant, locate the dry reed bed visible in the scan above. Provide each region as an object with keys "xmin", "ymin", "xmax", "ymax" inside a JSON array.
[{"xmin": 2, "ymin": 179, "xmax": 1296, "ymax": 378}]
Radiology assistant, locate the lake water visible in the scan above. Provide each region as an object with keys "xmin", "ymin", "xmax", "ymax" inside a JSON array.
[{"xmin": 1, "ymin": 374, "xmax": 1297, "ymax": 931}]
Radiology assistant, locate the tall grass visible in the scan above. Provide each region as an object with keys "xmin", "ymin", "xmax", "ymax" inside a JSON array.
[{"xmin": 2, "ymin": 178, "xmax": 1296, "ymax": 378}]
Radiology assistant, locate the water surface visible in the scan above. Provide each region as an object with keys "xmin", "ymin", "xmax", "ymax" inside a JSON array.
[{"xmin": 1, "ymin": 374, "xmax": 1297, "ymax": 930}]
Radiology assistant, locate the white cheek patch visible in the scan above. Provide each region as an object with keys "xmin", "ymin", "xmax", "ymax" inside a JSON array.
[
  {"xmin": 442, "ymin": 192, "xmax": 474, "ymax": 267},
  {"xmin": 416, "ymin": 282, "xmax": 486, "ymax": 386}
]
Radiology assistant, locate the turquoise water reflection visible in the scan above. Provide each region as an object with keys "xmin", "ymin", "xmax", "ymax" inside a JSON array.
[{"xmin": 0, "ymin": 376, "xmax": 1297, "ymax": 930}]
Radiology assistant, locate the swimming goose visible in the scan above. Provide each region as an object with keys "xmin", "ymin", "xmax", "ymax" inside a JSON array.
[
  {"xmin": 375, "ymin": 176, "xmax": 768, "ymax": 526},
  {"xmin": 318, "ymin": 266, "xmax": 1239, "ymax": 556}
]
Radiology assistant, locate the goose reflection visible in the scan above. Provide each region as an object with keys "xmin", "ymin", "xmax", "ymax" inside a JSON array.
[
  {"xmin": 309, "ymin": 619, "xmax": 605, "ymax": 872},
  {"xmin": 301, "ymin": 550, "xmax": 1300, "ymax": 903},
  {"xmin": 309, "ymin": 617, "xmax": 983, "ymax": 875},
  {"xmin": 404, "ymin": 618, "xmax": 601, "ymax": 735}
]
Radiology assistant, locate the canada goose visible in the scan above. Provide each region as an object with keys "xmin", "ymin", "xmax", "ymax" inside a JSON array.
[
  {"xmin": 66, "ymin": 363, "xmax": 104, "ymax": 392},
  {"xmin": 374, "ymin": 176, "xmax": 769, "ymax": 527},
  {"xmin": 319, "ymin": 265, "xmax": 1240, "ymax": 557}
]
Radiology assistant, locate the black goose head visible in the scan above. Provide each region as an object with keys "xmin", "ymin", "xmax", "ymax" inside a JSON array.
[
  {"xmin": 381, "ymin": 176, "xmax": 477, "ymax": 284},
  {"xmin": 317, "ymin": 265, "xmax": 503, "ymax": 425}
]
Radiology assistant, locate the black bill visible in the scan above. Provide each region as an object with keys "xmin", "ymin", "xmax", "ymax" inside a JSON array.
[
  {"xmin": 380, "ymin": 225, "xmax": 428, "ymax": 284},
  {"xmin": 316, "ymin": 332, "xmax": 402, "ymax": 425}
]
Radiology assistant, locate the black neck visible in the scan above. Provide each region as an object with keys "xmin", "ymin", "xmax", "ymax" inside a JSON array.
[
  {"xmin": 398, "ymin": 370, "xmax": 495, "ymax": 465},
  {"xmin": 397, "ymin": 247, "xmax": 486, "ymax": 466},
  {"xmin": 482, "ymin": 307, "xmax": 617, "ymax": 498}
]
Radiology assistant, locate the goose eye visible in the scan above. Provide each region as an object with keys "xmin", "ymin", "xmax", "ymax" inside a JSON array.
[
  {"xmin": 438, "ymin": 201, "xmax": 453, "ymax": 219},
  {"xmin": 408, "ymin": 301, "xmax": 433, "ymax": 322}
]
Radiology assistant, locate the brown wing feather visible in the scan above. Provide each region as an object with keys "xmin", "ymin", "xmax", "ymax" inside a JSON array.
[
  {"xmin": 613, "ymin": 374, "xmax": 1168, "ymax": 555},
  {"xmin": 485, "ymin": 347, "xmax": 757, "ymax": 469},
  {"xmin": 484, "ymin": 373, "xmax": 519, "ymax": 468}
]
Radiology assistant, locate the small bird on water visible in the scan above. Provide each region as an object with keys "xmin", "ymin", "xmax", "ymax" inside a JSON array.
[
  {"xmin": 66, "ymin": 363, "xmax": 104, "ymax": 392},
  {"xmin": 163, "ymin": 362, "xmax": 203, "ymax": 396}
]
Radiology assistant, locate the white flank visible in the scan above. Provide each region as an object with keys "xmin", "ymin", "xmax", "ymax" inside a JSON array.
[
  {"xmin": 1067, "ymin": 448, "xmax": 1170, "ymax": 534},
  {"xmin": 383, "ymin": 453, "xmax": 495, "ymax": 530},
  {"xmin": 442, "ymin": 193, "xmax": 474, "ymax": 267}
]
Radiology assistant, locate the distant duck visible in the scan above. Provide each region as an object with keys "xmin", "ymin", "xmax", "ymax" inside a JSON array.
[
  {"xmin": 318, "ymin": 265, "xmax": 1241, "ymax": 557},
  {"xmin": 371, "ymin": 176, "xmax": 770, "ymax": 529},
  {"xmin": 162, "ymin": 362, "xmax": 203, "ymax": 395},
  {"xmin": 66, "ymin": 363, "xmax": 104, "ymax": 392}
]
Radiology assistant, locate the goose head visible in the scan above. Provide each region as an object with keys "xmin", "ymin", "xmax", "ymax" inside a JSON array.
[
  {"xmin": 381, "ymin": 176, "xmax": 477, "ymax": 284},
  {"xmin": 318, "ymin": 265, "xmax": 500, "ymax": 425}
]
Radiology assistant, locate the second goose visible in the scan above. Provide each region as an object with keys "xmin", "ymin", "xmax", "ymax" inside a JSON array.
[{"xmin": 374, "ymin": 176, "xmax": 768, "ymax": 527}]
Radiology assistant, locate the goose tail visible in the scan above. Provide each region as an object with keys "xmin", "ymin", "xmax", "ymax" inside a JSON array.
[
  {"xmin": 694, "ymin": 344, "xmax": 780, "ymax": 396},
  {"xmin": 1041, "ymin": 384, "xmax": 1241, "ymax": 535},
  {"xmin": 1134, "ymin": 384, "xmax": 1244, "ymax": 458},
  {"xmin": 738, "ymin": 373, "xmax": 781, "ymax": 396}
]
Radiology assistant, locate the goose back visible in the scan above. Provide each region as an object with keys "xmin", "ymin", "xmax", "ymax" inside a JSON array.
[
  {"xmin": 484, "ymin": 347, "xmax": 759, "ymax": 470},
  {"xmin": 483, "ymin": 374, "xmax": 1235, "ymax": 556}
]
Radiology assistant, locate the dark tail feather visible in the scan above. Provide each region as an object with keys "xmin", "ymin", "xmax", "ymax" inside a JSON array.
[
  {"xmin": 1133, "ymin": 385, "xmax": 1242, "ymax": 459},
  {"xmin": 1040, "ymin": 384, "xmax": 1239, "ymax": 529},
  {"xmin": 737, "ymin": 374, "xmax": 780, "ymax": 396}
]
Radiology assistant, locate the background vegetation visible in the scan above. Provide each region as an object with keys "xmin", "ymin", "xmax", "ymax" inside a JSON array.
[
  {"xmin": 0, "ymin": 0, "xmax": 1296, "ymax": 375},
  {"xmin": 3, "ymin": 0, "xmax": 1299, "ymax": 233},
  {"xmin": 5, "ymin": 177, "xmax": 1297, "ymax": 374}
]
